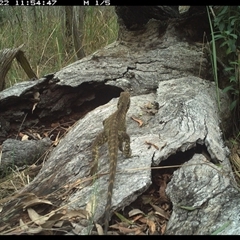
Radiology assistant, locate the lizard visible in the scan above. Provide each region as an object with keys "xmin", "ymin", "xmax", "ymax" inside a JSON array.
[{"xmin": 91, "ymin": 91, "xmax": 132, "ymax": 234}]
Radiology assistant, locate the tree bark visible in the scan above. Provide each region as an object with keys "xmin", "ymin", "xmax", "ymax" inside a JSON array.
[
  {"xmin": 73, "ymin": 6, "xmax": 85, "ymax": 59},
  {"xmin": 64, "ymin": 6, "xmax": 74, "ymax": 56}
]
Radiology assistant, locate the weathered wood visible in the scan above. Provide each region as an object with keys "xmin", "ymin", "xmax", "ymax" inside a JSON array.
[
  {"xmin": 165, "ymin": 155, "xmax": 240, "ymax": 235},
  {"xmin": 14, "ymin": 76, "xmax": 230, "ymax": 234},
  {"xmin": 0, "ymin": 138, "xmax": 51, "ymax": 178},
  {"xmin": 0, "ymin": 6, "xmax": 237, "ymax": 235},
  {"xmin": 0, "ymin": 45, "xmax": 37, "ymax": 91}
]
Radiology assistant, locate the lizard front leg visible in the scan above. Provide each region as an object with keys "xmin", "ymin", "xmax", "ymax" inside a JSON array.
[{"xmin": 118, "ymin": 131, "xmax": 131, "ymax": 158}]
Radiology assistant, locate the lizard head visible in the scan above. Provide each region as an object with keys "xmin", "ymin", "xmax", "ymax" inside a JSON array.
[{"xmin": 117, "ymin": 91, "xmax": 130, "ymax": 111}]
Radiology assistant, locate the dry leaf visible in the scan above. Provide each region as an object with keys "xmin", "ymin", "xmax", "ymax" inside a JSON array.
[
  {"xmin": 111, "ymin": 224, "xmax": 140, "ymax": 234},
  {"xmin": 53, "ymin": 131, "xmax": 60, "ymax": 146},
  {"xmin": 19, "ymin": 132, "xmax": 24, "ymax": 138},
  {"xmin": 0, "ymin": 224, "xmax": 8, "ymax": 232},
  {"xmin": 23, "ymin": 197, "xmax": 53, "ymax": 210},
  {"xmin": 33, "ymin": 92, "xmax": 40, "ymax": 100},
  {"xmin": 178, "ymin": 205, "xmax": 201, "ymax": 211},
  {"xmin": 128, "ymin": 209, "xmax": 145, "ymax": 217},
  {"xmin": 161, "ymin": 223, "xmax": 167, "ymax": 234},
  {"xmin": 95, "ymin": 223, "xmax": 104, "ymax": 235},
  {"xmin": 53, "ymin": 220, "xmax": 65, "ymax": 228},
  {"xmin": 138, "ymin": 217, "xmax": 156, "ymax": 234},
  {"xmin": 20, "ymin": 217, "xmax": 43, "ymax": 234},
  {"xmin": 131, "ymin": 116, "xmax": 144, "ymax": 127},
  {"xmin": 27, "ymin": 208, "xmax": 48, "ymax": 225},
  {"xmin": 40, "ymin": 220, "xmax": 56, "ymax": 229},
  {"xmin": 25, "ymin": 226, "xmax": 43, "ymax": 234},
  {"xmin": 145, "ymin": 141, "xmax": 159, "ymax": 150},
  {"xmin": 34, "ymin": 132, "xmax": 42, "ymax": 140},
  {"xmin": 43, "ymin": 132, "xmax": 49, "ymax": 137},
  {"xmin": 110, "ymin": 222, "xmax": 145, "ymax": 235},
  {"xmin": 134, "ymin": 228, "xmax": 146, "ymax": 235},
  {"xmin": 63, "ymin": 179, "xmax": 82, "ymax": 190},
  {"xmin": 41, "ymin": 212, "xmax": 65, "ymax": 229},
  {"xmin": 179, "ymin": 6, "xmax": 190, "ymax": 14},
  {"xmin": 32, "ymin": 102, "xmax": 38, "ymax": 113},
  {"xmin": 148, "ymin": 220, "xmax": 156, "ymax": 234},
  {"xmin": 131, "ymin": 214, "xmax": 144, "ymax": 222},
  {"xmin": 47, "ymin": 212, "xmax": 65, "ymax": 221},
  {"xmin": 60, "ymin": 209, "xmax": 88, "ymax": 220},
  {"xmin": 21, "ymin": 134, "xmax": 29, "ymax": 141},
  {"xmin": 51, "ymin": 122, "xmax": 60, "ymax": 128},
  {"xmin": 19, "ymin": 219, "xmax": 28, "ymax": 231},
  {"xmin": 150, "ymin": 204, "xmax": 170, "ymax": 220},
  {"xmin": 110, "ymin": 222, "xmax": 128, "ymax": 229}
]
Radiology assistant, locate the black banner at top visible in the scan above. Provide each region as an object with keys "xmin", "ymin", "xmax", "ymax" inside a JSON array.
[{"xmin": 3, "ymin": 0, "xmax": 182, "ymax": 6}]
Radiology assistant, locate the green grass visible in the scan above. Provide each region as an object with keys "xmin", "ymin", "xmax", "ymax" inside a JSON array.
[
  {"xmin": 0, "ymin": 6, "xmax": 118, "ymax": 88},
  {"xmin": 207, "ymin": 6, "xmax": 240, "ymax": 136}
]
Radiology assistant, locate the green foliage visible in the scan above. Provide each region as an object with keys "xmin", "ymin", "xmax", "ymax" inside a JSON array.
[
  {"xmin": 211, "ymin": 221, "xmax": 232, "ymax": 235},
  {"xmin": 213, "ymin": 7, "xmax": 240, "ymax": 99},
  {"xmin": 207, "ymin": 7, "xmax": 220, "ymax": 109},
  {"xmin": 209, "ymin": 6, "xmax": 240, "ymax": 134},
  {"xmin": 213, "ymin": 7, "xmax": 240, "ymax": 55}
]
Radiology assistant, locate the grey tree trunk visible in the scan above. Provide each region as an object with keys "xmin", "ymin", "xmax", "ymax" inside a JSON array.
[
  {"xmin": 73, "ymin": 6, "xmax": 85, "ymax": 59},
  {"xmin": 64, "ymin": 6, "xmax": 74, "ymax": 56}
]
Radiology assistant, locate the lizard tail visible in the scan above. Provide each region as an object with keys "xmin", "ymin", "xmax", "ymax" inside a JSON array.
[
  {"xmin": 104, "ymin": 130, "xmax": 118, "ymax": 234},
  {"xmin": 104, "ymin": 153, "xmax": 117, "ymax": 234}
]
